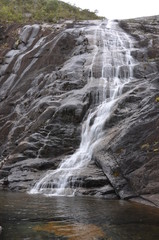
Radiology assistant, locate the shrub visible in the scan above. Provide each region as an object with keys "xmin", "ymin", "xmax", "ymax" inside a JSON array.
[{"xmin": 0, "ymin": 0, "xmax": 103, "ymax": 23}]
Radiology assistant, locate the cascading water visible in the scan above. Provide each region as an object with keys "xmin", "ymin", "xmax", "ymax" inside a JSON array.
[{"xmin": 30, "ymin": 20, "xmax": 135, "ymax": 196}]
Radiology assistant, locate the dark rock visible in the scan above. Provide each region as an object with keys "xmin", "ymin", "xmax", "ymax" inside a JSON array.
[
  {"xmin": 0, "ymin": 17, "xmax": 159, "ymax": 207},
  {"xmin": 93, "ymin": 77, "xmax": 159, "ymax": 201},
  {"xmin": 0, "ymin": 170, "xmax": 9, "ymax": 179}
]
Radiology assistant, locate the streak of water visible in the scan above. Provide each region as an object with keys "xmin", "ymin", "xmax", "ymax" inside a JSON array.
[{"xmin": 30, "ymin": 20, "xmax": 135, "ymax": 196}]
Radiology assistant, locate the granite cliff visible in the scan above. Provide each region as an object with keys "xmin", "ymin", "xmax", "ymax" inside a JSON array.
[{"xmin": 0, "ymin": 16, "xmax": 159, "ymax": 207}]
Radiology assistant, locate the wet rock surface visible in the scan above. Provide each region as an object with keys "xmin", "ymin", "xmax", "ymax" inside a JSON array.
[
  {"xmin": 94, "ymin": 16, "xmax": 159, "ymax": 206},
  {"xmin": 0, "ymin": 17, "xmax": 159, "ymax": 207},
  {"xmin": 0, "ymin": 20, "xmax": 109, "ymax": 194}
]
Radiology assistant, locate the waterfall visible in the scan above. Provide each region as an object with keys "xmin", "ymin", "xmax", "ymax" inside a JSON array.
[{"xmin": 30, "ymin": 20, "xmax": 135, "ymax": 196}]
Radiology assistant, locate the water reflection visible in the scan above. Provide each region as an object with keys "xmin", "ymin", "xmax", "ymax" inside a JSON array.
[
  {"xmin": 34, "ymin": 221, "xmax": 105, "ymax": 240},
  {"xmin": 0, "ymin": 192, "xmax": 159, "ymax": 239}
]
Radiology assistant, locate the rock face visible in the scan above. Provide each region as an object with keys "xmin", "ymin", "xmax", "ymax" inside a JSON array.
[
  {"xmin": 94, "ymin": 16, "xmax": 159, "ymax": 205},
  {"xmin": 0, "ymin": 17, "xmax": 159, "ymax": 207}
]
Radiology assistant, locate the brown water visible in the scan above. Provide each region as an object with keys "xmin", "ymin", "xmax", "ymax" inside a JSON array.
[{"xmin": 0, "ymin": 192, "xmax": 159, "ymax": 240}]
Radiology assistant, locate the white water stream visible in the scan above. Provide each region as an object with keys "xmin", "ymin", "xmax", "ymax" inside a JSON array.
[{"xmin": 30, "ymin": 20, "xmax": 135, "ymax": 196}]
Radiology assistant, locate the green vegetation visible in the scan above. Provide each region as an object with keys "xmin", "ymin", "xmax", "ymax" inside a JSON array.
[
  {"xmin": 153, "ymin": 148, "xmax": 159, "ymax": 152},
  {"xmin": 155, "ymin": 96, "xmax": 159, "ymax": 102},
  {"xmin": 141, "ymin": 143, "xmax": 150, "ymax": 150},
  {"xmin": 0, "ymin": 0, "xmax": 103, "ymax": 23}
]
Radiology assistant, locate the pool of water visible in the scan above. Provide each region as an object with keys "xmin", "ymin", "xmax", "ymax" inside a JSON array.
[{"xmin": 0, "ymin": 192, "xmax": 159, "ymax": 239}]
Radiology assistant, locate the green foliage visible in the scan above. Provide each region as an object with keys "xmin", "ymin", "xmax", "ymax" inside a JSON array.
[
  {"xmin": 155, "ymin": 96, "xmax": 159, "ymax": 102},
  {"xmin": 153, "ymin": 148, "xmax": 159, "ymax": 152},
  {"xmin": 0, "ymin": 0, "xmax": 103, "ymax": 23},
  {"xmin": 141, "ymin": 143, "xmax": 150, "ymax": 150},
  {"xmin": 113, "ymin": 171, "xmax": 120, "ymax": 177}
]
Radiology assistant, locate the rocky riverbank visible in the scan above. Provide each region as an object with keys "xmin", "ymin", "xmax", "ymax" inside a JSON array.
[{"xmin": 0, "ymin": 16, "xmax": 159, "ymax": 207}]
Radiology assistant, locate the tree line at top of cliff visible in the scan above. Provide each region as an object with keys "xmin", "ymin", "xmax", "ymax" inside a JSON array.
[{"xmin": 0, "ymin": 0, "xmax": 103, "ymax": 23}]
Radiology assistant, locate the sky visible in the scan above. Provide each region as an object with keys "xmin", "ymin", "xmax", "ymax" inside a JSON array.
[{"xmin": 62, "ymin": 0, "xmax": 159, "ymax": 19}]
